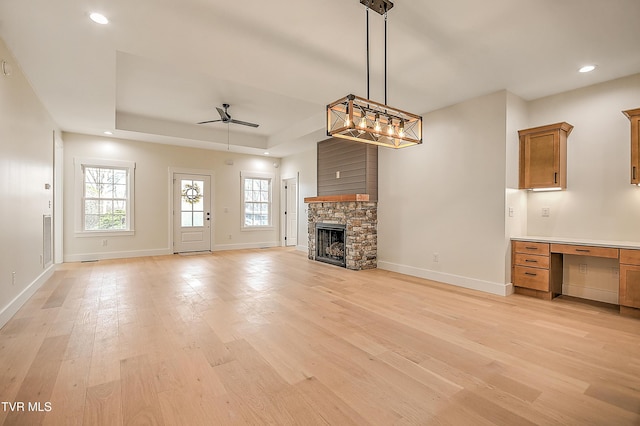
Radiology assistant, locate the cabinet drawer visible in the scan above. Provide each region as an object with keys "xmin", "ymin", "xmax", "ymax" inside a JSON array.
[
  {"xmin": 550, "ymin": 244, "xmax": 618, "ymax": 259},
  {"xmin": 513, "ymin": 266, "xmax": 549, "ymax": 292},
  {"xmin": 620, "ymin": 249, "xmax": 640, "ymax": 265},
  {"xmin": 514, "ymin": 253, "xmax": 550, "ymax": 269},
  {"xmin": 513, "ymin": 241, "xmax": 550, "ymax": 256}
]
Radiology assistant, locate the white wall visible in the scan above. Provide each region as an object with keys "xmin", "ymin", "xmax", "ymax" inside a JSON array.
[
  {"xmin": 504, "ymin": 91, "xmax": 530, "ymax": 282},
  {"xmin": 526, "ymin": 73, "xmax": 640, "ymax": 241},
  {"xmin": 0, "ymin": 38, "xmax": 59, "ymax": 327},
  {"xmin": 63, "ymin": 133, "xmax": 281, "ymax": 261},
  {"xmin": 280, "ymin": 147, "xmax": 317, "ymax": 252},
  {"xmin": 377, "ymin": 91, "xmax": 512, "ymax": 295}
]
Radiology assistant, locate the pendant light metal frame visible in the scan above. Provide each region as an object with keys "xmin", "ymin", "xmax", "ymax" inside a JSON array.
[{"xmin": 327, "ymin": 0, "xmax": 422, "ymax": 148}]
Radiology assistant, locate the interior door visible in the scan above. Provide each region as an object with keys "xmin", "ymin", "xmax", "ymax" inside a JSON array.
[
  {"xmin": 284, "ymin": 178, "xmax": 297, "ymax": 247},
  {"xmin": 173, "ymin": 173, "xmax": 211, "ymax": 253}
]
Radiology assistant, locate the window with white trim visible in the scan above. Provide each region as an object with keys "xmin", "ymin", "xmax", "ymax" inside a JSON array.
[
  {"xmin": 241, "ymin": 171, "xmax": 273, "ymax": 229},
  {"xmin": 75, "ymin": 158, "xmax": 135, "ymax": 235}
]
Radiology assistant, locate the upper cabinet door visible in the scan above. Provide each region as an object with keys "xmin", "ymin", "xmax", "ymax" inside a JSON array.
[
  {"xmin": 623, "ymin": 108, "xmax": 640, "ymax": 185},
  {"xmin": 518, "ymin": 122, "xmax": 573, "ymax": 190}
]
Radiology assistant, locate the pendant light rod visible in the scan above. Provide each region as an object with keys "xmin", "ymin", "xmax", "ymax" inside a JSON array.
[
  {"xmin": 384, "ymin": 12, "xmax": 387, "ymax": 105},
  {"xmin": 366, "ymin": 6, "xmax": 370, "ymax": 100}
]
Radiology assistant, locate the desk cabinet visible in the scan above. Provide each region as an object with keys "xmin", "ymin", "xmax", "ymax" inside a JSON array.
[
  {"xmin": 512, "ymin": 240, "xmax": 640, "ymax": 318},
  {"xmin": 512, "ymin": 241, "xmax": 562, "ymax": 299},
  {"xmin": 620, "ymin": 249, "xmax": 640, "ymax": 310}
]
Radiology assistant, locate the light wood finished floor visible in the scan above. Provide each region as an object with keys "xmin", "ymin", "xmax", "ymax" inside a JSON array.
[{"xmin": 1, "ymin": 248, "xmax": 639, "ymax": 425}]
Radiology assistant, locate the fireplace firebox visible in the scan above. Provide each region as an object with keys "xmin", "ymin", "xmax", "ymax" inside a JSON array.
[{"xmin": 316, "ymin": 223, "xmax": 346, "ymax": 267}]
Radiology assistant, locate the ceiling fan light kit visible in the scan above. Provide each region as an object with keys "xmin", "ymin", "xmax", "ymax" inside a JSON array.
[{"xmin": 327, "ymin": 0, "xmax": 422, "ymax": 148}]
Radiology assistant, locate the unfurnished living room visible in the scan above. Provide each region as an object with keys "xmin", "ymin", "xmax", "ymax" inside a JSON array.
[{"xmin": 1, "ymin": 0, "xmax": 640, "ymax": 424}]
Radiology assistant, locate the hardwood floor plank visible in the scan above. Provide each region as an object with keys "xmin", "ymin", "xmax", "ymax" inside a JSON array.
[
  {"xmin": 2, "ymin": 334, "xmax": 70, "ymax": 426},
  {"xmin": 120, "ymin": 354, "xmax": 164, "ymax": 425},
  {"xmin": 42, "ymin": 277, "xmax": 75, "ymax": 309},
  {"xmin": 42, "ymin": 357, "xmax": 91, "ymax": 426},
  {"xmin": 83, "ymin": 380, "xmax": 122, "ymax": 426}
]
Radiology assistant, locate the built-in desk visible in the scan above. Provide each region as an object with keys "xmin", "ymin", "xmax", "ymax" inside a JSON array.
[{"xmin": 511, "ymin": 237, "xmax": 640, "ymax": 318}]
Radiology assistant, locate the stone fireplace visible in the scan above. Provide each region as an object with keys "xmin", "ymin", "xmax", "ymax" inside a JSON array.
[
  {"xmin": 306, "ymin": 138, "xmax": 378, "ymax": 270},
  {"xmin": 305, "ymin": 194, "xmax": 377, "ymax": 270}
]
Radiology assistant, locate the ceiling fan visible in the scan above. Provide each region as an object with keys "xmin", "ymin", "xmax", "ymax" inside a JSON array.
[{"xmin": 197, "ymin": 103, "xmax": 259, "ymax": 128}]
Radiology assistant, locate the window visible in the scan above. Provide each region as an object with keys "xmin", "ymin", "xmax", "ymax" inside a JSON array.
[
  {"xmin": 241, "ymin": 171, "xmax": 273, "ymax": 229},
  {"xmin": 75, "ymin": 158, "xmax": 135, "ymax": 235}
]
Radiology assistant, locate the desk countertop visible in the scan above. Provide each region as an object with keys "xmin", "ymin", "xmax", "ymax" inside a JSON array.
[{"xmin": 511, "ymin": 236, "xmax": 640, "ymax": 250}]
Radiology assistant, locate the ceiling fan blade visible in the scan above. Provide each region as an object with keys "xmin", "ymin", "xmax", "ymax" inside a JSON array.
[
  {"xmin": 229, "ymin": 119, "xmax": 259, "ymax": 128},
  {"xmin": 216, "ymin": 107, "xmax": 230, "ymax": 121},
  {"xmin": 197, "ymin": 119, "xmax": 223, "ymax": 124}
]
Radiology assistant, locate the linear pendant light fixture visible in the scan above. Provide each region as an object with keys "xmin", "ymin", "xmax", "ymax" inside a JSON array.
[{"xmin": 326, "ymin": 0, "xmax": 422, "ymax": 148}]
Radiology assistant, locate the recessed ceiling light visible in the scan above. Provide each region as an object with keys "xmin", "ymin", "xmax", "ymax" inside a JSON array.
[
  {"xmin": 104, "ymin": 131, "xmax": 113, "ymax": 135},
  {"xmin": 89, "ymin": 12, "xmax": 109, "ymax": 25},
  {"xmin": 264, "ymin": 152, "xmax": 270, "ymax": 155},
  {"xmin": 579, "ymin": 65, "xmax": 596, "ymax": 73}
]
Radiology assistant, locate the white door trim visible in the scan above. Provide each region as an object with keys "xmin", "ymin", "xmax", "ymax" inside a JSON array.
[
  {"xmin": 168, "ymin": 167, "xmax": 215, "ymax": 253},
  {"xmin": 281, "ymin": 174, "xmax": 299, "ymax": 247}
]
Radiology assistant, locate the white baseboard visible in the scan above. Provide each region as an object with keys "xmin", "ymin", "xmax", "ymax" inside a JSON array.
[
  {"xmin": 296, "ymin": 244, "xmax": 308, "ymax": 253},
  {"xmin": 378, "ymin": 260, "xmax": 513, "ymax": 296},
  {"xmin": 562, "ymin": 283, "xmax": 618, "ymax": 305},
  {"xmin": 0, "ymin": 265, "xmax": 56, "ymax": 329},
  {"xmin": 213, "ymin": 241, "xmax": 280, "ymax": 251},
  {"xmin": 64, "ymin": 248, "xmax": 172, "ymax": 263}
]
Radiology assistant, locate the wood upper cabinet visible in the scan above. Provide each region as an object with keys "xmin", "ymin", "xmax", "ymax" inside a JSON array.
[
  {"xmin": 518, "ymin": 122, "xmax": 573, "ymax": 190},
  {"xmin": 623, "ymin": 108, "xmax": 640, "ymax": 185}
]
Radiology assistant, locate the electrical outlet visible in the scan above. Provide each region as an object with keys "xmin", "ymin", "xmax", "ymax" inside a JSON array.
[
  {"xmin": 228, "ymin": 234, "xmax": 232, "ymax": 240},
  {"xmin": 336, "ymin": 171, "xmax": 341, "ymax": 179},
  {"xmin": 12, "ymin": 272, "xmax": 16, "ymax": 286},
  {"xmin": 541, "ymin": 207, "xmax": 550, "ymax": 217},
  {"xmin": 102, "ymin": 239, "xmax": 108, "ymax": 247},
  {"xmin": 579, "ymin": 264, "xmax": 587, "ymax": 274},
  {"xmin": 433, "ymin": 253, "xmax": 439, "ymax": 263},
  {"xmin": 508, "ymin": 207, "xmax": 514, "ymax": 217}
]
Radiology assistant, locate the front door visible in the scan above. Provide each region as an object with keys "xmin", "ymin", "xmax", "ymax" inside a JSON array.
[{"xmin": 173, "ymin": 173, "xmax": 211, "ymax": 253}]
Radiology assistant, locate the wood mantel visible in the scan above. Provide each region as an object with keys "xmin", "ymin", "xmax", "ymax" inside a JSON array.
[{"xmin": 304, "ymin": 194, "xmax": 370, "ymax": 203}]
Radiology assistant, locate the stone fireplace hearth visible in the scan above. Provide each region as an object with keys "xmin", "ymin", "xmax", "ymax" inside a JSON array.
[{"xmin": 305, "ymin": 194, "xmax": 377, "ymax": 270}]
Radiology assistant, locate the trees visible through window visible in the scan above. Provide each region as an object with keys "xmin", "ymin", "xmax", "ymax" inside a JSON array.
[
  {"xmin": 75, "ymin": 158, "xmax": 135, "ymax": 235},
  {"xmin": 83, "ymin": 166, "xmax": 129, "ymax": 231},
  {"xmin": 242, "ymin": 173, "xmax": 272, "ymax": 228}
]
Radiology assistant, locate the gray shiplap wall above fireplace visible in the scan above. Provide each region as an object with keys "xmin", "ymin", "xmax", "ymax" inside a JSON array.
[{"xmin": 317, "ymin": 138, "xmax": 378, "ymax": 201}]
